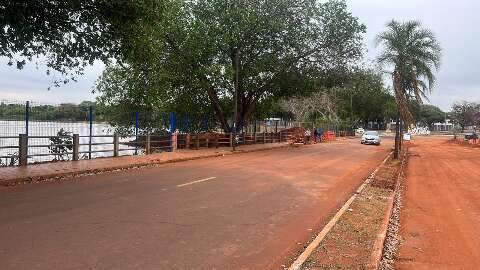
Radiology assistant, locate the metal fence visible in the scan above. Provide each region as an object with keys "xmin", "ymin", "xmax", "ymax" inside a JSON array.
[
  {"xmin": 0, "ymin": 100, "xmax": 139, "ymax": 165},
  {"xmin": 0, "ymin": 100, "xmax": 296, "ymax": 166}
]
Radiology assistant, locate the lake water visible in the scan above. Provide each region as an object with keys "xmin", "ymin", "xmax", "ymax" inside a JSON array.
[{"xmin": 0, "ymin": 120, "xmax": 138, "ymax": 165}]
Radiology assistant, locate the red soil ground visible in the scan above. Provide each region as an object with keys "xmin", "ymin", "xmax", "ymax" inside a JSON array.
[{"xmin": 396, "ymin": 136, "xmax": 480, "ymax": 269}]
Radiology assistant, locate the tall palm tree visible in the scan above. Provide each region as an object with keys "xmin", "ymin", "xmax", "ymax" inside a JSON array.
[{"xmin": 376, "ymin": 20, "xmax": 441, "ymax": 158}]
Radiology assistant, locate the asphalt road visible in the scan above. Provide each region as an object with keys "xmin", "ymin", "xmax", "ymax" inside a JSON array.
[{"xmin": 0, "ymin": 139, "xmax": 391, "ymax": 270}]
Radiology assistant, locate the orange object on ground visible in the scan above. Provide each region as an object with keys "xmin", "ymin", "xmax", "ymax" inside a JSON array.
[{"xmin": 325, "ymin": 131, "xmax": 336, "ymax": 141}]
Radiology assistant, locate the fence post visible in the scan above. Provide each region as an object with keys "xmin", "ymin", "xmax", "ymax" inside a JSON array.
[
  {"xmin": 195, "ymin": 133, "xmax": 200, "ymax": 149},
  {"xmin": 185, "ymin": 133, "xmax": 191, "ymax": 149},
  {"xmin": 171, "ymin": 132, "xmax": 178, "ymax": 152},
  {"xmin": 146, "ymin": 134, "xmax": 151, "ymax": 155},
  {"xmin": 263, "ymin": 132, "xmax": 266, "ymax": 143},
  {"xmin": 113, "ymin": 133, "xmax": 119, "ymax": 157},
  {"xmin": 89, "ymin": 106, "xmax": 93, "ymax": 159},
  {"xmin": 253, "ymin": 132, "xmax": 257, "ymax": 144},
  {"xmin": 25, "ymin": 101, "xmax": 30, "ymax": 136},
  {"xmin": 19, "ymin": 134, "xmax": 28, "ymax": 166},
  {"xmin": 215, "ymin": 133, "xmax": 219, "ymax": 148},
  {"xmin": 242, "ymin": 132, "xmax": 246, "ymax": 145},
  {"xmin": 73, "ymin": 134, "xmax": 79, "ymax": 161},
  {"xmin": 135, "ymin": 112, "xmax": 139, "ymax": 155},
  {"xmin": 229, "ymin": 133, "xmax": 233, "ymax": 147}
]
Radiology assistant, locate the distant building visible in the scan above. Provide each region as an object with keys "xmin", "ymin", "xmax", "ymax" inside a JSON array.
[{"xmin": 432, "ymin": 119, "xmax": 454, "ymax": 131}]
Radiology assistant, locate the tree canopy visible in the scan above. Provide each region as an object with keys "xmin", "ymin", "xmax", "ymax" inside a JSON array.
[
  {"xmin": 451, "ymin": 101, "xmax": 479, "ymax": 131},
  {"xmin": 280, "ymin": 68, "xmax": 396, "ymax": 127},
  {"xmin": 376, "ymin": 20, "xmax": 441, "ymax": 125},
  {"xmin": 418, "ymin": 104, "xmax": 445, "ymax": 127},
  {"xmin": 0, "ymin": 0, "xmax": 147, "ymax": 84},
  {"xmin": 95, "ymin": 0, "xmax": 366, "ymax": 132}
]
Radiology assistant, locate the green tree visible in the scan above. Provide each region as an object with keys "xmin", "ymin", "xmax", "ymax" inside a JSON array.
[
  {"xmin": 94, "ymin": 64, "xmax": 216, "ymax": 134},
  {"xmin": 451, "ymin": 101, "xmax": 479, "ymax": 132},
  {"xmin": 418, "ymin": 104, "xmax": 445, "ymax": 127},
  {"xmin": 48, "ymin": 128, "xmax": 73, "ymax": 161},
  {"xmin": 96, "ymin": 0, "xmax": 366, "ymax": 132},
  {"xmin": 376, "ymin": 20, "xmax": 441, "ymax": 158},
  {"xmin": 335, "ymin": 68, "xmax": 396, "ymax": 127},
  {"xmin": 279, "ymin": 68, "xmax": 397, "ymax": 131},
  {"xmin": 0, "ymin": 0, "xmax": 147, "ymax": 84}
]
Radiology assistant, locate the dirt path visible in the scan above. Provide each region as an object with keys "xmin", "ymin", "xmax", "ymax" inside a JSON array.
[
  {"xmin": 0, "ymin": 139, "xmax": 391, "ymax": 270},
  {"xmin": 396, "ymin": 137, "xmax": 480, "ymax": 269}
]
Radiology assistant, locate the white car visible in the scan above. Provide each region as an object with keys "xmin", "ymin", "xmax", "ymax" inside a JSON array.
[
  {"xmin": 361, "ymin": 131, "xmax": 381, "ymax": 145},
  {"xmin": 355, "ymin": 127, "xmax": 365, "ymax": 135}
]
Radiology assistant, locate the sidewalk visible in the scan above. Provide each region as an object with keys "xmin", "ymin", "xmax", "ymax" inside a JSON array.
[{"xmin": 0, "ymin": 143, "xmax": 291, "ymax": 186}]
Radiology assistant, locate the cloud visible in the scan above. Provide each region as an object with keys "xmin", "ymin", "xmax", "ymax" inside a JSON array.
[
  {"xmin": 1, "ymin": 1, "xmax": 480, "ymax": 112},
  {"xmin": 348, "ymin": 0, "xmax": 480, "ymax": 111},
  {"xmin": 0, "ymin": 58, "xmax": 104, "ymax": 104}
]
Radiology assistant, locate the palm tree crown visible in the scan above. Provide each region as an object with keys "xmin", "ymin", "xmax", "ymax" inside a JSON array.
[{"xmin": 376, "ymin": 20, "xmax": 441, "ymax": 124}]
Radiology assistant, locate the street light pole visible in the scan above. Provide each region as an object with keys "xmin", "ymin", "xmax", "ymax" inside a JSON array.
[{"xmin": 233, "ymin": 48, "xmax": 240, "ymax": 151}]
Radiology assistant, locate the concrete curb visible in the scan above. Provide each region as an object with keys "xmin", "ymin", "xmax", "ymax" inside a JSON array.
[
  {"xmin": 368, "ymin": 193, "xmax": 395, "ymax": 269},
  {"xmin": 1, "ymin": 143, "xmax": 294, "ymax": 187},
  {"xmin": 287, "ymin": 151, "xmax": 393, "ymax": 270},
  {"xmin": 369, "ymin": 149, "xmax": 408, "ymax": 269}
]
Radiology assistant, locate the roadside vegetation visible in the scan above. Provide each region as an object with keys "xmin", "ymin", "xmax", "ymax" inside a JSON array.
[
  {"xmin": 1, "ymin": 3, "xmax": 451, "ymax": 152},
  {"xmin": 1, "ymin": 0, "xmax": 398, "ymax": 135},
  {"xmin": 450, "ymin": 101, "xmax": 480, "ymax": 132},
  {"xmin": 0, "ymin": 101, "xmax": 103, "ymax": 122},
  {"xmin": 301, "ymin": 155, "xmax": 404, "ymax": 270},
  {"xmin": 376, "ymin": 20, "xmax": 442, "ymax": 158}
]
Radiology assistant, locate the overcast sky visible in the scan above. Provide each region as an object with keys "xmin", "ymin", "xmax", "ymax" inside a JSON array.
[{"xmin": 1, "ymin": 0, "xmax": 479, "ymax": 111}]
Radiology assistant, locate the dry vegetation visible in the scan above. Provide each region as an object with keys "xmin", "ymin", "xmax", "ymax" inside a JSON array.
[{"xmin": 301, "ymin": 157, "xmax": 402, "ymax": 270}]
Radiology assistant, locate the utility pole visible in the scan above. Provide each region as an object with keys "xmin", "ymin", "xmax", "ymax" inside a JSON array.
[{"xmin": 233, "ymin": 48, "xmax": 240, "ymax": 151}]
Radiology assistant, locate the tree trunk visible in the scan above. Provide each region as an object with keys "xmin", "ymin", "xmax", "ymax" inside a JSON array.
[
  {"xmin": 399, "ymin": 116, "xmax": 403, "ymax": 152},
  {"xmin": 204, "ymin": 49, "xmax": 259, "ymax": 134},
  {"xmin": 206, "ymin": 86, "xmax": 231, "ymax": 133},
  {"xmin": 394, "ymin": 113, "xmax": 400, "ymax": 159}
]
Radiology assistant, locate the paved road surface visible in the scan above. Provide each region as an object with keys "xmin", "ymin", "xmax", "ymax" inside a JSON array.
[
  {"xmin": 0, "ymin": 139, "xmax": 390, "ymax": 270},
  {"xmin": 396, "ymin": 137, "xmax": 480, "ymax": 269}
]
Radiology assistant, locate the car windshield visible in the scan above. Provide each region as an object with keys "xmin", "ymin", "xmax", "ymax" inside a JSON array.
[{"xmin": 365, "ymin": 131, "xmax": 378, "ymax": 136}]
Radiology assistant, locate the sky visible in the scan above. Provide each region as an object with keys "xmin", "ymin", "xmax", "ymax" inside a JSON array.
[{"xmin": 0, "ymin": 0, "xmax": 479, "ymax": 111}]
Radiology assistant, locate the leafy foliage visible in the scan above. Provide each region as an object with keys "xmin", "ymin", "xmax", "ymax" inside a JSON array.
[
  {"xmin": 94, "ymin": 64, "xmax": 217, "ymax": 134},
  {"xmin": 48, "ymin": 128, "xmax": 73, "ymax": 161},
  {"xmin": 280, "ymin": 68, "xmax": 396, "ymax": 127},
  {"xmin": 335, "ymin": 68, "xmax": 397, "ymax": 125},
  {"xmin": 0, "ymin": 101, "xmax": 101, "ymax": 121},
  {"xmin": 0, "ymin": 0, "xmax": 146, "ymax": 84},
  {"xmin": 451, "ymin": 101, "xmax": 480, "ymax": 131},
  {"xmin": 418, "ymin": 104, "xmax": 445, "ymax": 127},
  {"xmin": 376, "ymin": 20, "xmax": 441, "ymax": 125},
  {"xmin": 96, "ymin": 0, "xmax": 366, "ymax": 132}
]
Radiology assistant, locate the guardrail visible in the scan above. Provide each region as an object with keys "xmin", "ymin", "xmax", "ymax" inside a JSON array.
[
  {"xmin": 0, "ymin": 133, "xmax": 175, "ymax": 166},
  {"xmin": 0, "ymin": 131, "xmax": 295, "ymax": 167}
]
